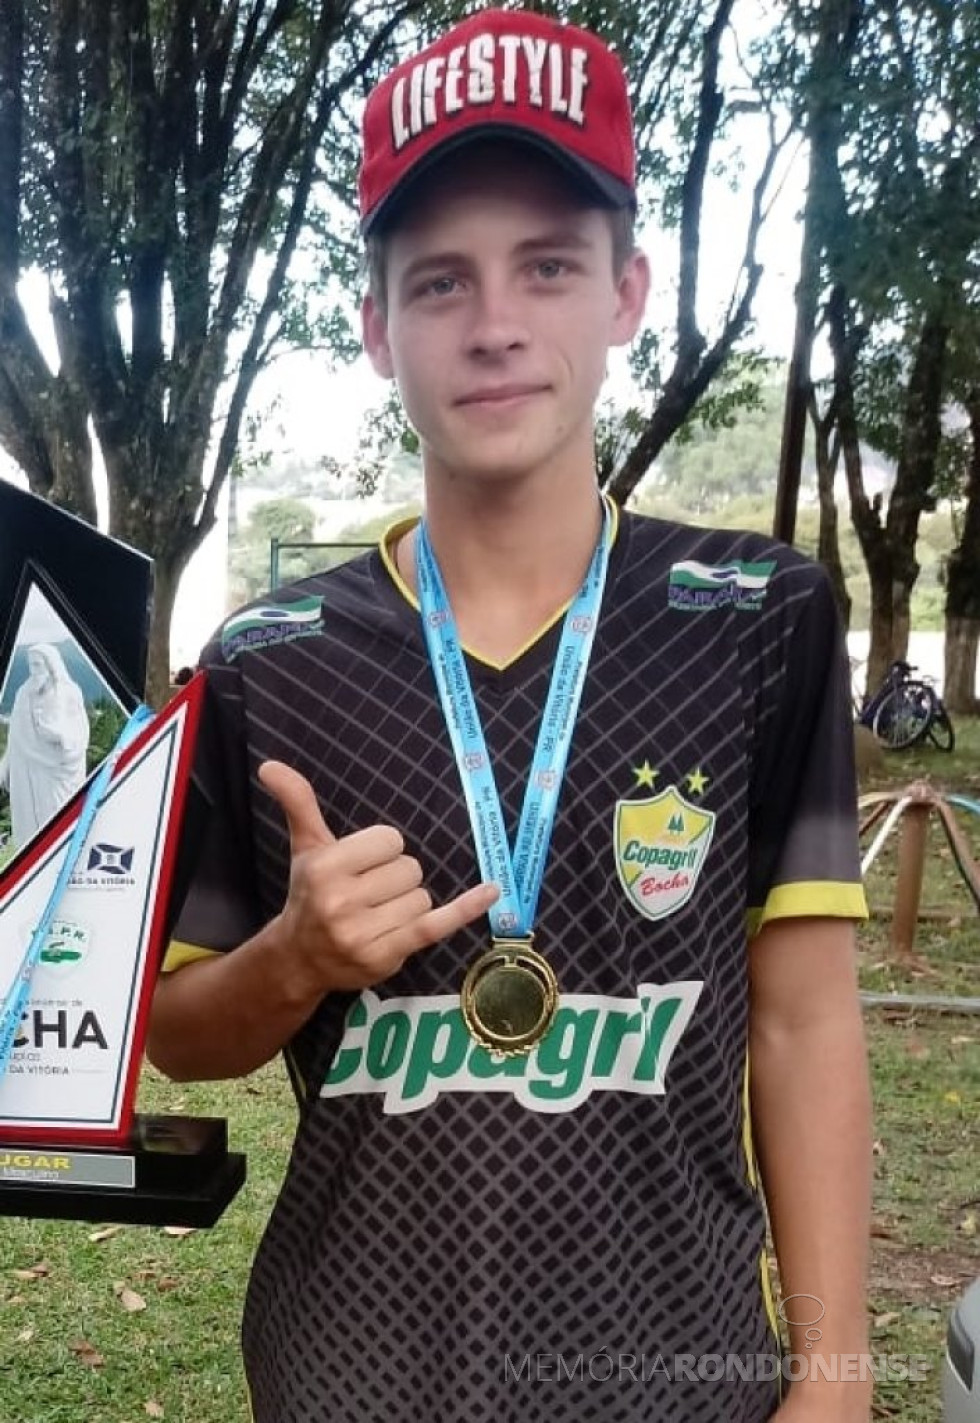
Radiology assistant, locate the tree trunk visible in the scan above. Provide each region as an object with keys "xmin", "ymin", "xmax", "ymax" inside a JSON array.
[
  {"xmin": 944, "ymin": 619, "xmax": 980, "ymax": 713},
  {"xmin": 817, "ymin": 484, "xmax": 851, "ymax": 631},
  {"xmin": 774, "ymin": 0, "xmax": 862, "ymax": 546},
  {"xmin": 884, "ymin": 309, "xmax": 949, "ymax": 656},
  {"xmin": 607, "ymin": 0, "xmax": 771, "ymax": 502},
  {"xmin": 826, "ymin": 285, "xmax": 890, "ymax": 696},
  {"xmin": 892, "ymin": 581, "xmax": 911, "ymax": 662},
  {"xmin": 943, "ymin": 391, "xmax": 980, "ymax": 712},
  {"xmin": 866, "ymin": 564, "xmax": 895, "ymax": 696},
  {"xmin": 810, "ymin": 397, "xmax": 851, "ymax": 628},
  {"xmin": 144, "ymin": 554, "xmax": 189, "ymax": 710}
]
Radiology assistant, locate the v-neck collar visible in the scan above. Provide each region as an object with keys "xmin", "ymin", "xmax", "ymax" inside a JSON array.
[{"xmin": 378, "ymin": 496, "xmax": 622, "ymax": 674}]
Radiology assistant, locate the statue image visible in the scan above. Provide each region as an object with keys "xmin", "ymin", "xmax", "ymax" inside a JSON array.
[{"xmin": 0, "ymin": 643, "xmax": 91, "ymax": 851}]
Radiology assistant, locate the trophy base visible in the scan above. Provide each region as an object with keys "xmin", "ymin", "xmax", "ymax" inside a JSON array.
[{"xmin": 0, "ymin": 1115, "xmax": 246, "ymax": 1227}]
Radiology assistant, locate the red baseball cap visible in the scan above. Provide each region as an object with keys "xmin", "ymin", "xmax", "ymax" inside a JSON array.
[{"xmin": 359, "ymin": 9, "xmax": 636, "ymax": 235}]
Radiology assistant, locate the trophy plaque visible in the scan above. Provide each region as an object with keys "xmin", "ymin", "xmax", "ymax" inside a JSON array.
[{"xmin": 0, "ymin": 482, "xmax": 245, "ymax": 1226}]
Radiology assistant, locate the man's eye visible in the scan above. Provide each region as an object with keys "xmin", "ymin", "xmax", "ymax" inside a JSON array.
[
  {"xmin": 536, "ymin": 259, "xmax": 567, "ymax": 279},
  {"xmin": 427, "ymin": 275, "xmax": 459, "ymax": 296}
]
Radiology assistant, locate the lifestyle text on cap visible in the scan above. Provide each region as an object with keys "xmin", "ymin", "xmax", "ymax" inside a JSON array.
[{"xmin": 359, "ymin": 9, "xmax": 636, "ymax": 235}]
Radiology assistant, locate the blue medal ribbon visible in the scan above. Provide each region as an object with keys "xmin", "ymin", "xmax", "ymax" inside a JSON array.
[
  {"xmin": 416, "ymin": 498, "xmax": 612, "ymax": 939},
  {"xmin": 0, "ymin": 703, "xmax": 154, "ymax": 1081}
]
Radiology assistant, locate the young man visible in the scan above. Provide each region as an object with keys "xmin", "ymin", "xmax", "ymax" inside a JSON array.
[{"xmin": 149, "ymin": 11, "xmax": 873, "ymax": 1421}]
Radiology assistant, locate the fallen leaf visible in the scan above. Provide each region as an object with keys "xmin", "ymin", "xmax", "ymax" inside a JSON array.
[
  {"xmin": 161, "ymin": 1225, "xmax": 195, "ymax": 1238},
  {"xmin": 88, "ymin": 1225, "xmax": 124, "ymax": 1244},
  {"xmin": 905, "ymin": 1039, "xmax": 930, "ymax": 1061},
  {"xmin": 959, "ymin": 1212, "xmax": 977, "ymax": 1237},
  {"xmin": 11, "ymin": 1261, "xmax": 50, "ymax": 1281},
  {"xmin": 155, "ymin": 1276, "xmax": 180, "ymax": 1293},
  {"xmin": 70, "ymin": 1338, "xmax": 105, "ymax": 1368},
  {"xmin": 114, "ymin": 1283, "xmax": 147, "ymax": 1313},
  {"xmin": 145, "ymin": 1403, "xmax": 165, "ymax": 1418},
  {"xmin": 6, "ymin": 1294, "xmax": 26, "ymax": 1306},
  {"xmin": 945, "ymin": 1091, "xmax": 962, "ymax": 1105},
  {"xmin": 869, "ymin": 1225, "xmax": 895, "ymax": 1239},
  {"xmin": 872, "ymin": 1139, "xmax": 887, "ymax": 1157},
  {"xmin": 873, "ymin": 1312, "xmax": 902, "ymax": 1329},
  {"xmin": 929, "ymin": 1273, "xmax": 960, "ymax": 1288},
  {"xmin": 951, "ymin": 1035, "xmax": 975, "ymax": 1046},
  {"xmin": 16, "ymin": 1325, "xmax": 35, "ymax": 1344}
]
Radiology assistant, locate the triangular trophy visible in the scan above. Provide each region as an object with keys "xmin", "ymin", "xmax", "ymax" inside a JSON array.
[
  {"xmin": 0, "ymin": 676, "xmax": 245, "ymax": 1225},
  {"xmin": 0, "ymin": 484, "xmax": 244, "ymax": 1225}
]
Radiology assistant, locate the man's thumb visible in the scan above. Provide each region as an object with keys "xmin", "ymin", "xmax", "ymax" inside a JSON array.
[{"xmin": 258, "ymin": 760, "xmax": 337, "ymax": 852}]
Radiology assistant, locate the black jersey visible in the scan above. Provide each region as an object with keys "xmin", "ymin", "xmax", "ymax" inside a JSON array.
[{"xmin": 167, "ymin": 507, "xmax": 865, "ymax": 1423}]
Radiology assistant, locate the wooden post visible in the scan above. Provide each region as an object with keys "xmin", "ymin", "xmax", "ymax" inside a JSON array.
[{"xmin": 891, "ymin": 802, "xmax": 930, "ymax": 957}]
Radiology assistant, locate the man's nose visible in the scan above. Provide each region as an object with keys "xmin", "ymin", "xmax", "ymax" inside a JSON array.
[{"xmin": 465, "ymin": 277, "xmax": 530, "ymax": 357}]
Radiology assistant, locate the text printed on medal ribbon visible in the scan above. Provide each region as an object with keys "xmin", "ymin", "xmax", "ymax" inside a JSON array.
[{"xmin": 321, "ymin": 982, "xmax": 703, "ymax": 1115}]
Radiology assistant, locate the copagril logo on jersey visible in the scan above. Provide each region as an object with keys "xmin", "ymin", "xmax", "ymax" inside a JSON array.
[
  {"xmin": 221, "ymin": 595, "xmax": 324, "ymax": 661},
  {"xmin": 615, "ymin": 787, "xmax": 715, "ymax": 921},
  {"xmin": 321, "ymin": 982, "xmax": 702, "ymax": 1115},
  {"xmin": 667, "ymin": 559, "xmax": 776, "ymax": 611}
]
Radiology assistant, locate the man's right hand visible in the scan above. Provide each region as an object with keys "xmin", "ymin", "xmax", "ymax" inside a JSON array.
[{"xmin": 259, "ymin": 760, "xmax": 499, "ymax": 996}]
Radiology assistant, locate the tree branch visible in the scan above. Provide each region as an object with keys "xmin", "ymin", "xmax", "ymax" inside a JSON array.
[
  {"xmin": 0, "ymin": 0, "xmax": 24, "ymax": 288},
  {"xmin": 122, "ymin": 0, "xmax": 170, "ymax": 402},
  {"xmin": 675, "ymin": 0, "xmax": 736, "ymax": 369},
  {"xmin": 48, "ymin": 0, "xmax": 129, "ymax": 441}
]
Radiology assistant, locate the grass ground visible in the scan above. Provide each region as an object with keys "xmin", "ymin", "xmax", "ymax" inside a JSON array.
[
  {"xmin": 0, "ymin": 721, "xmax": 978, "ymax": 1422},
  {"xmin": 855, "ymin": 714, "xmax": 980, "ymax": 1419}
]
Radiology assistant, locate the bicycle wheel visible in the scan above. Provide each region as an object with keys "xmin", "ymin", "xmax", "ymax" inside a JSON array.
[
  {"xmin": 872, "ymin": 683, "xmax": 935, "ymax": 750},
  {"xmin": 926, "ymin": 704, "xmax": 955, "ymax": 752}
]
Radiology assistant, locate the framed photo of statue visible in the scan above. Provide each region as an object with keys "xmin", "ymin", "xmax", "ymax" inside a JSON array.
[{"xmin": 0, "ymin": 562, "xmax": 134, "ymax": 873}]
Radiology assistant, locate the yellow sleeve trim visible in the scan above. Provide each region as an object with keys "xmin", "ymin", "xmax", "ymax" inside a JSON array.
[
  {"xmin": 741, "ymin": 1050, "xmax": 785, "ymax": 1379},
  {"xmin": 161, "ymin": 940, "xmax": 224, "ymax": 974},
  {"xmin": 747, "ymin": 881, "xmax": 868, "ymax": 937},
  {"xmin": 741, "ymin": 1052, "xmax": 783, "ymax": 1373}
]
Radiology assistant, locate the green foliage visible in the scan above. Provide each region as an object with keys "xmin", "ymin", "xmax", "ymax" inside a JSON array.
[
  {"xmin": 321, "ymin": 388, "xmax": 421, "ymax": 499},
  {"xmin": 86, "ymin": 700, "xmax": 127, "ymax": 771},
  {"xmin": 228, "ymin": 497, "xmax": 323, "ymax": 603},
  {"xmin": 638, "ymin": 373, "xmax": 801, "ymax": 513},
  {"xmin": 757, "ymin": 0, "xmax": 980, "ymax": 665},
  {"xmin": 680, "ymin": 353, "xmax": 781, "ymax": 437},
  {"xmin": 0, "ymin": 0, "xmax": 435, "ymax": 701},
  {"xmin": 239, "ymin": 499, "xmax": 316, "ymax": 548},
  {"xmin": 631, "ymin": 379, "xmax": 960, "ymax": 634}
]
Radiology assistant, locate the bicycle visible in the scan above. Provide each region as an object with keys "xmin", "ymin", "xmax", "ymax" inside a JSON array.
[{"xmin": 855, "ymin": 659, "xmax": 955, "ymax": 752}]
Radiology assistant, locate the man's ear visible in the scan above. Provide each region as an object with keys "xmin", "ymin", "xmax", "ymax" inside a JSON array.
[
  {"xmin": 362, "ymin": 294, "xmax": 395, "ymax": 379},
  {"xmin": 610, "ymin": 248, "xmax": 651, "ymax": 349}
]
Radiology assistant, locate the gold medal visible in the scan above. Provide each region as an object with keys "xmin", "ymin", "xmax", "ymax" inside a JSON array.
[{"xmin": 461, "ymin": 938, "xmax": 559, "ymax": 1056}]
